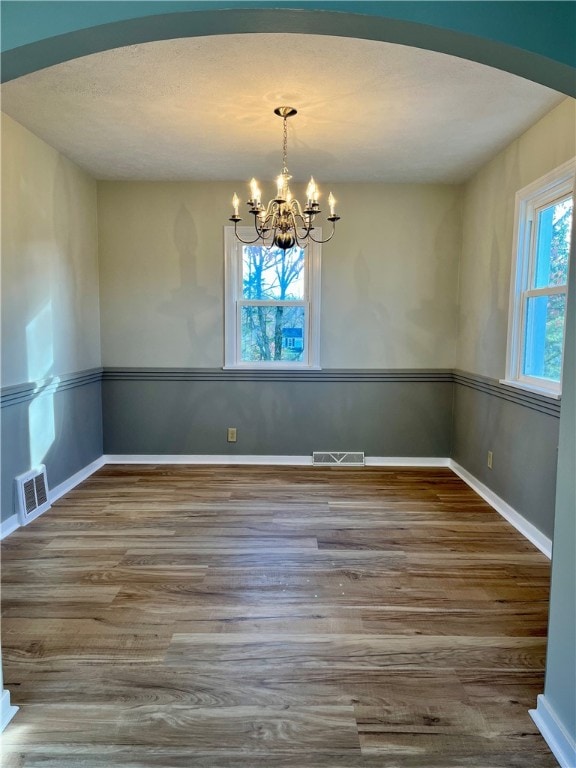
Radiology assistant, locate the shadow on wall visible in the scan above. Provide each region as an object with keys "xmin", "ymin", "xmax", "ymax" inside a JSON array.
[
  {"xmin": 481, "ymin": 142, "xmax": 527, "ymax": 369},
  {"xmin": 354, "ymin": 249, "xmax": 395, "ymax": 365},
  {"xmin": 457, "ymin": 142, "xmax": 520, "ymax": 373},
  {"xmin": 407, "ymin": 197, "xmax": 461, "ymax": 364},
  {"xmin": 321, "ymin": 246, "xmax": 396, "ymax": 367},
  {"xmin": 158, "ymin": 203, "xmax": 220, "ymax": 365},
  {"xmin": 54, "ymin": 156, "xmax": 82, "ymax": 369}
]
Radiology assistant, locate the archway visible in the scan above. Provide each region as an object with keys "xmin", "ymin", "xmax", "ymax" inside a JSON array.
[{"xmin": 2, "ymin": 4, "xmax": 575, "ymax": 96}]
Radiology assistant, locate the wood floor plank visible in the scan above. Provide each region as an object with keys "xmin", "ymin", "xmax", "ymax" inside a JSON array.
[
  {"xmin": 1, "ymin": 704, "xmax": 361, "ymax": 752},
  {"xmin": 3, "ymin": 750, "xmax": 559, "ymax": 768},
  {"xmin": 1, "ymin": 465, "xmax": 556, "ymax": 767},
  {"xmin": 164, "ymin": 632, "xmax": 547, "ymax": 672},
  {"xmin": 9, "ymin": 667, "xmax": 469, "ymax": 709}
]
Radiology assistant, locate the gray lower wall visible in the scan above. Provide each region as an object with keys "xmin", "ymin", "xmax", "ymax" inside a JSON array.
[
  {"xmin": 1, "ymin": 370, "xmax": 103, "ymax": 523},
  {"xmin": 102, "ymin": 369, "xmax": 454, "ymax": 458},
  {"xmin": 452, "ymin": 372, "xmax": 560, "ymax": 540}
]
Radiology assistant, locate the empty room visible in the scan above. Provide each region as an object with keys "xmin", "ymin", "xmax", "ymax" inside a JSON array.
[{"xmin": 1, "ymin": 3, "xmax": 575, "ymax": 767}]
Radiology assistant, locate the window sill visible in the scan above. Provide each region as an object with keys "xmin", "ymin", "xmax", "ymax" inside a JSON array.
[
  {"xmin": 223, "ymin": 365, "xmax": 322, "ymax": 371},
  {"xmin": 499, "ymin": 379, "xmax": 561, "ymax": 400}
]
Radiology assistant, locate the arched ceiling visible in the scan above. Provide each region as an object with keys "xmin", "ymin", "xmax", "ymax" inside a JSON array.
[{"xmin": 1, "ymin": 33, "xmax": 566, "ymax": 183}]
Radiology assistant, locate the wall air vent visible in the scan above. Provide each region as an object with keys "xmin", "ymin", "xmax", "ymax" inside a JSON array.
[
  {"xmin": 312, "ymin": 452, "xmax": 365, "ymax": 466},
  {"xmin": 15, "ymin": 465, "xmax": 51, "ymax": 525}
]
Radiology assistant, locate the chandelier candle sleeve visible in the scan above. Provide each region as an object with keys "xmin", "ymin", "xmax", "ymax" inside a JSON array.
[
  {"xmin": 307, "ymin": 177, "xmax": 319, "ymax": 206},
  {"xmin": 249, "ymin": 178, "xmax": 261, "ymax": 206},
  {"xmin": 228, "ymin": 106, "xmax": 341, "ymax": 251},
  {"xmin": 329, "ymin": 192, "xmax": 336, "ymax": 217}
]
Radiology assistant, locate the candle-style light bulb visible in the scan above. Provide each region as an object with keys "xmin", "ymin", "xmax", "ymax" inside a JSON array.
[
  {"xmin": 232, "ymin": 193, "xmax": 240, "ymax": 217},
  {"xmin": 276, "ymin": 174, "xmax": 285, "ymax": 199},
  {"xmin": 328, "ymin": 192, "xmax": 336, "ymax": 216},
  {"xmin": 306, "ymin": 177, "xmax": 316, "ymax": 204},
  {"xmin": 249, "ymin": 178, "xmax": 260, "ymax": 204}
]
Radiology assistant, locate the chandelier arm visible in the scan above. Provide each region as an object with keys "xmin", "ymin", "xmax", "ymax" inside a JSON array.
[
  {"xmin": 292, "ymin": 215, "xmax": 314, "ymax": 250},
  {"xmin": 252, "ymin": 203, "xmax": 278, "ymax": 240},
  {"xmin": 291, "ymin": 209, "xmax": 311, "ymax": 231},
  {"xmin": 232, "ymin": 221, "xmax": 268, "ymax": 245},
  {"xmin": 292, "ymin": 218, "xmax": 307, "ymax": 235},
  {"xmin": 290, "ymin": 197, "xmax": 316, "ymax": 230},
  {"xmin": 286, "ymin": 211, "xmax": 303, "ymax": 249},
  {"xmin": 254, "ymin": 213, "xmax": 269, "ymax": 234},
  {"xmin": 290, "ymin": 209, "xmax": 309, "ymax": 247},
  {"xmin": 306, "ymin": 221, "xmax": 338, "ymax": 244},
  {"xmin": 288, "ymin": 199, "xmax": 305, "ymax": 218},
  {"xmin": 292, "ymin": 229, "xmax": 309, "ymax": 249},
  {"xmin": 263, "ymin": 200, "xmax": 279, "ymax": 218}
]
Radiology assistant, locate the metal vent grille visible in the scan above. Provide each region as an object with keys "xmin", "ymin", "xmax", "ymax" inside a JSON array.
[
  {"xmin": 34, "ymin": 473, "xmax": 48, "ymax": 506},
  {"xmin": 23, "ymin": 479, "xmax": 37, "ymax": 513},
  {"xmin": 312, "ymin": 452, "xmax": 365, "ymax": 466},
  {"xmin": 15, "ymin": 465, "xmax": 51, "ymax": 525}
]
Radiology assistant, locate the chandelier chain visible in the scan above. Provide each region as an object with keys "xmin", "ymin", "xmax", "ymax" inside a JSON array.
[{"xmin": 282, "ymin": 117, "xmax": 288, "ymax": 173}]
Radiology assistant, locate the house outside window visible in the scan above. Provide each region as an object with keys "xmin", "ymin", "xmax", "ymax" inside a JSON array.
[
  {"xmin": 283, "ymin": 328, "xmax": 303, "ymax": 351},
  {"xmin": 224, "ymin": 227, "xmax": 321, "ymax": 368},
  {"xmin": 504, "ymin": 159, "xmax": 575, "ymax": 396}
]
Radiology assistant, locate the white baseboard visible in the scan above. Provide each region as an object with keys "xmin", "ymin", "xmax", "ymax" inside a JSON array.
[
  {"xmin": 104, "ymin": 455, "xmax": 452, "ymax": 467},
  {"xmin": 104, "ymin": 454, "xmax": 314, "ymax": 465},
  {"xmin": 0, "ymin": 514, "xmax": 20, "ymax": 541},
  {"xmin": 49, "ymin": 456, "xmax": 106, "ymax": 503},
  {"xmin": 366, "ymin": 457, "xmax": 451, "ymax": 467},
  {"xmin": 0, "ymin": 456, "xmax": 106, "ymax": 540},
  {"xmin": 1, "ymin": 689, "xmax": 18, "ymax": 732},
  {"xmin": 449, "ymin": 460, "xmax": 552, "ymax": 559},
  {"xmin": 530, "ymin": 694, "xmax": 576, "ymax": 768}
]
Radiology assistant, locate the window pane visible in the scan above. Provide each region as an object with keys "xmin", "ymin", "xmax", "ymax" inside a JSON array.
[
  {"xmin": 240, "ymin": 305, "xmax": 305, "ymax": 362},
  {"xmin": 523, "ymin": 293, "xmax": 567, "ymax": 381},
  {"xmin": 242, "ymin": 245, "xmax": 305, "ymax": 300},
  {"xmin": 533, "ymin": 196, "xmax": 572, "ymax": 288}
]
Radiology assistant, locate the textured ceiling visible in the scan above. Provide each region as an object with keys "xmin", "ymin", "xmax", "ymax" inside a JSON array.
[{"xmin": 1, "ymin": 33, "xmax": 565, "ymax": 183}]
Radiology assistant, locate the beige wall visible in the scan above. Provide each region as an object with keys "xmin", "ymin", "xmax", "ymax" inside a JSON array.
[
  {"xmin": 98, "ymin": 181, "xmax": 462, "ymax": 369},
  {"xmin": 1, "ymin": 114, "xmax": 101, "ymax": 387},
  {"xmin": 4, "ymin": 96, "xmax": 573, "ymax": 379},
  {"xmin": 456, "ymin": 98, "xmax": 576, "ymax": 379}
]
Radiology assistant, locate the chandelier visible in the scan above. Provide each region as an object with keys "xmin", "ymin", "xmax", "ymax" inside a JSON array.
[{"xmin": 229, "ymin": 106, "xmax": 340, "ymax": 251}]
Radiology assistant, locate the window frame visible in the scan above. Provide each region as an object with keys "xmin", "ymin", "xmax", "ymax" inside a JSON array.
[
  {"xmin": 224, "ymin": 226, "xmax": 322, "ymax": 369},
  {"xmin": 503, "ymin": 158, "xmax": 575, "ymax": 397}
]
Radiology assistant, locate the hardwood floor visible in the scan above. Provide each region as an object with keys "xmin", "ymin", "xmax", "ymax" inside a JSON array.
[{"xmin": 1, "ymin": 465, "xmax": 556, "ymax": 767}]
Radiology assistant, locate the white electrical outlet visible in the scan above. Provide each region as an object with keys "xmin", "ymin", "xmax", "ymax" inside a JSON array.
[
  {"xmin": 227, "ymin": 427, "xmax": 237, "ymax": 442},
  {"xmin": 487, "ymin": 450, "xmax": 493, "ymax": 469}
]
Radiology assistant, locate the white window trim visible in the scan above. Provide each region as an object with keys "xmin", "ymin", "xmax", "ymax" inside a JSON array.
[
  {"xmin": 502, "ymin": 157, "xmax": 575, "ymax": 397},
  {"xmin": 224, "ymin": 226, "xmax": 322, "ymax": 369}
]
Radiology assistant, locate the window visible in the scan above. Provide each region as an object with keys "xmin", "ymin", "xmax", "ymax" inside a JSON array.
[
  {"xmin": 505, "ymin": 159, "xmax": 574, "ymax": 396},
  {"xmin": 224, "ymin": 227, "xmax": 321, "ymax": 368}
]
